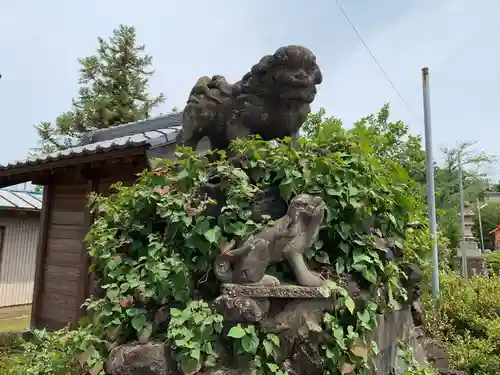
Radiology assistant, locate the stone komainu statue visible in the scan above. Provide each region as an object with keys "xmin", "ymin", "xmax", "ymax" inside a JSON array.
[
  {"xmin": 213, "ymin": 194, "xmax": 326, "ymax": 288},
  {"xmin": 177, "ymin": 45, "xmax": 323, "ymax": 150}
]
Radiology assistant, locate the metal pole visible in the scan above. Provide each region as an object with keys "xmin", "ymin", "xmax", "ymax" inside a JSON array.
[
  {"xmin": 291, "ymin": 132, "xmax": 298, "ymax": 148},
  {"xmin": 422, "ymin": 67, "xmax": 440, "ymax": 303},
  {"xmin": 477, "ymin": 199, "xmax": 485, "ymax": 252},
  {"xmin": 458, "ymin": 152, "xmax": 468, "ymax": 279},
  {"xmin": 458, "ymin": 152, "xmax": 465, "ymax": 241}
]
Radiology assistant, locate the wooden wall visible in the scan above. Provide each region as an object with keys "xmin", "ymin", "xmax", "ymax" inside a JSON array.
[
  {"xmin": 32, "ymin": 183, "xmax": 87, "ymax": 329},
  {"xmin": 31, "ymin": 158, "xmax": 146, "ymax": 330}
]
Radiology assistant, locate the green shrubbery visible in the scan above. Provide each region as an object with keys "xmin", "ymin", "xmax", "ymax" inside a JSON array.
[
  {"xmin": 485, "ymin": 251, "xmax": 500, "ymax": 275},
  {"xmin": 423, "ymin": 273, "xmax": 500, "ymax": 375},
  {"xmin": 79, "ymin": 128, "xmax": 420, "ymax": 374},
  {"xmin": 0, "ymin": 324, "xmax": 104, "ymax": 375}
]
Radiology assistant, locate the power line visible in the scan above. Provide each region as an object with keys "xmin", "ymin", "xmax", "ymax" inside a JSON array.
[{"xmin": 334, "ymin": 0, "xmax": 415, "ymax": 115}]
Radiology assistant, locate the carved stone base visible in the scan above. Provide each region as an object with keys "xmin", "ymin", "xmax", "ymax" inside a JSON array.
[
  {"xmin": 213, "ymin": 294, "xmax": 269, "ymax": 323},
  {"xmin": 215, "ymin": 283, "xmax": 332, "ymax": 324},
  {"xmin": 220, "ymin": 283, "xmax": 332, "ymax": 299}
]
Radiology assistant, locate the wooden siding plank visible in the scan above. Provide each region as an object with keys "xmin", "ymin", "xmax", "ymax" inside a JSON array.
[
  {"xmin": 47, "ymin": 225, "xmax": 86, "ymax": 240},
  {"xmin": 77, "ymin": 178, "xmax": 98, "ymax": 321},
  {"xmin": 30, "ymin": 183, "xmax": 52, "ymax": 329},
  {"xmin": 45, "ymin": 238, "xmax": 82, "ymax": 254},
  {"xmin": 41, "ymin": 291, "xmax": 78, "ymax": 310},
  {"xmin": 52, "ymin": 184, "xmax": 87, "ymax": 194},
  {"xmin": 52, "ymin": 198, "xmax": 87, "ymax": 212},
  {"xmin": 43, "ymin": 265, "xmax": 81, "ymax": 282},
  {"xmin": 43, "ymin": 279, "xmax": 78, "ymax": 296},
  {"xmin": 45, "ymin": 251, "xmax": 81, "ymax": 267},
  {"xmin": 51, "ymin": 211, "xmax": 85, "ymax": 226}
]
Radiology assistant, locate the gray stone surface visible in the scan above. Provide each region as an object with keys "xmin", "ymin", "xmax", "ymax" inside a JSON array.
[
  {"xmin": 369, "ymin": 308, "xmax": 414, "ymax": 352},
  {"xmin": 178, "ymin": 45, "xmax": 322, "ymax": 151},
  {"xmin": 213, "ymin": 294, "xmax": 269, "ymax": 322},
  {"xmin": 220, "ymin": 283, "xmax": 332, "ymax": 298},
  {"xmin": 106, "ymin": 341, "xmax": 179, "ymax": 375},
  {"xmin": 213, "ymin": 194, "xmax": 327, "ymax": 288},
  {"xmin": 200, "ymin": 368, "xmax": 247, "ymax": 375},
  {"xmin": 261, "ymin": 299, "xmax": 335, "ymax": 375},
  {"xmin": 453, "ymin": 255, "xmax": 488, "ymax": 277}
]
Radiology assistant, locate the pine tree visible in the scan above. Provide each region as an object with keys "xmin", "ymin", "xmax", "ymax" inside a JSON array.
[{"xmin": 34, "ymin": 25, "xmax": 164, "ymax": 153}]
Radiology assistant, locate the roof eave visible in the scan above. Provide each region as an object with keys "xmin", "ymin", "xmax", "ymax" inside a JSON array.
[{"xmin": 0, "ymin": 145, "xmax": 150, "ymax": 188}]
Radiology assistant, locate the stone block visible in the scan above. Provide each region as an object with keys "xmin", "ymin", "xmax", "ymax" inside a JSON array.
[
  {"xmin": 106, "ymin": 341, "xmax": 179, "ymax": 375},
  {"xmin": 370, "ymin": 308, "xmax": 413, "ymax": 352},
  {"xmin": 213, "ymin": 294, "xmax": 269, "ymax": 323},
  {"xmin": 453, "ymin": 255, "xmax": 488, "ymax": 277},
  {"xmin": 220, "ymin": 283, "xmax": 332, "ymax": 299}
]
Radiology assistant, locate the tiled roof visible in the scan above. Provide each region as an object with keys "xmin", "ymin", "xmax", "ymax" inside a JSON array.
[
  {"xmin": 0, "ymin": 113, "xmax": 182, "ymax": 171},
  {"xmin": 0, "ymin": 189, "xmax": 42, "ymax": 210}
]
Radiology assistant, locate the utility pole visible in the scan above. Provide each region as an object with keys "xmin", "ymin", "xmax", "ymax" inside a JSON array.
[
  {"xmin": 458, "ymin": 152, "xmax": 465, "ymax": 241},
  {"xmin": 422, "ymin": 67, "xmax": 440, "ymax": 304},
  {"xmin": 476, "ymin": 199, "xmax": 487, "ymax": 252},
  {"xmin": 458, "ymin": 151, "xmax": 468, "ymax": 279}
]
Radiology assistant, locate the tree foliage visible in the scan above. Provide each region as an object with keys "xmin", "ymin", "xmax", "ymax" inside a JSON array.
[
  {"xmin": 34, "ymin": 25, "xmax": 165, "ymax": 154},
  {"xmin": 435, "ymin": 142, "xmax": 494, "ymax": 248},
  {"xmin": 473, "ymin": 202, "xmax": 500, "ymax": 250},
  {"xmin": 303, "ymin": 104, "xmax": 426, "ymax": 185}
]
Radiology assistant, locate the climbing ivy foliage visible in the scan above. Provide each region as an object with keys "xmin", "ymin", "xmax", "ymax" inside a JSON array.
[{"xmin": 78, "ymin": 124, "xmax": 424, "ymax": 374}]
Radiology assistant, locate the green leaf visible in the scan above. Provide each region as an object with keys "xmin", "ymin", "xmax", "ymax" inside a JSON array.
[
  {"xmin": 227, "ymin": 325, "xmax": 246, "ymax": 339},
  {"xmin": 269, "ymin": 334, "xmax": 279, "ymax": 346},
  {"xmin": 179, "ymin": 356, "xmax": 202, "ymax": 375},
  {"xmin": 126, "ymin": 308, "xmax": 139, "ymax": 317},
  {"xmin": 280, "ymin": 178, "xmax": 294, "ymax": 200},
  {"xmin": 131, "ymin": 314, "xmax": 146, "ymax": 332},
  {"xmin": 352, "ymin": 251, "xmax": 372, "ymax": 265},
  {"xmin": 314, "ymin": 251, "xmax": 330, "ymax": 264},
  {"xmin": 357, "ymin": 309, "xmax": 371, "ymax": 324},
  {"xmin": 138, "ymin": 322, "xmax": 152, "ymax": 343},
  {"xmin": 231, "ymin": 168, "xmax": 248, "ymax": 180},
  {"xmin": 228, "ymin": 222, "xmax": 248, "ymax": 236},
  {"xmin": 336, "ymin": 257, "xmax": 345, "ymax": 275},
  {"xmin": 119, "ymin": 282, "xmax": 130, "ymax": 293},
  {"xmin": 339, "ymin": 242, "xmax": 349, "ymax": 254},
  {"xmin": 361, "ymin": 266, "xmax": 377, "ymax": 284},
  {"xmin": 267, "ymin": 363, "xmax": 279, "ymax": 372},
  {"xmin": 350, "ymin": 344, "xmax": 368, "ymax": 362},
  {"xmin": 344, "ymin": 296, "xmax": 355, "ymax": 314},
  {"xmin": 326, "ymin": 188, "xmax": 342, "ymax": 196},
  {"xmin": 388, "ymin": 213, "xmax": 397, "ymax": 226},
  {"xmin": 171, "ymin": 169, "xmax": 190, "ymax": 181},
  {"xmin": 106, "ymin": 288, "xmax": 119, "ymax": 300},
  {"xmin": 204, "ymin": 227, "xmax": 222, "ymax": 244},
  {"xmin": 241, "ymin": 334, "xmax": 259, "ymax": 354},
  {"xmin": 170, "ymin": 308, "xmax": 182, "ymax": 317},
  {"xmin": 263, "ymin": 340, "xmax": 273, "ymax": 357},
  {"xmin": 340, "ymin": 362, "xmax": 356, "ymax": 375},
  {"xmin": 333, "ymin": 326, "xmax": 345, "ymax": 348},
  {"xmin": 190, "ymin": 347, "xmax": 201, "ymax": 360}
]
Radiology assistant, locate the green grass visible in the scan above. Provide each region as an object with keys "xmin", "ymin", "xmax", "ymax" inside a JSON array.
[{"xmin": 0, "ymin": 316, "xmax": 30, "ymax": 333}]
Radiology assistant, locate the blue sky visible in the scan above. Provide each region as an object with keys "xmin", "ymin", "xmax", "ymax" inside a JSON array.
[{"xmin": 1, "ymin": 0, "xmax": 499, "ymax": 176}]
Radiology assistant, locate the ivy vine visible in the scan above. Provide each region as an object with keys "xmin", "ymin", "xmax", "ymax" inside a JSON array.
[{"xmin": 76, "ymin": 127, "xmax": 428, "ymax": 374}]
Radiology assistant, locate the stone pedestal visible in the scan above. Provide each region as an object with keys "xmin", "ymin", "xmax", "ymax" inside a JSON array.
[
  {"xmin": 214, "ymin": 283, "xmax": 333, "ymax": 324},
  {"xmin": 453, "ymin": 255, "xmax": 488, "ymax": 277},
  {"xmin": 213, "ymin": 283, "xmax": 428, "ymax": 375},
  {"xmin": 456, "ymin": 240, "xmax": 481, "ymax": 257}
]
